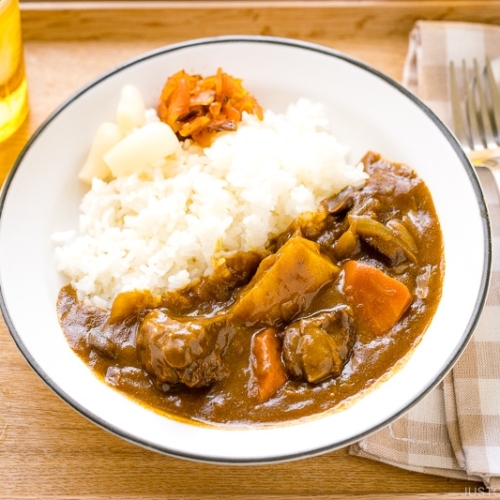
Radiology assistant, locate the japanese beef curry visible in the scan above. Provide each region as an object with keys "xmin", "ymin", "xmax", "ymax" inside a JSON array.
[{"xmin": 57, "ymin": 152, "xmax": 444, "ymax": 426}]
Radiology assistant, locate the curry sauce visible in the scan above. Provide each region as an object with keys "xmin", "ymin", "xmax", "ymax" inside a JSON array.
[{"xmin": 57, "ymin": 152, "xmax": 444, "ymax": 426}]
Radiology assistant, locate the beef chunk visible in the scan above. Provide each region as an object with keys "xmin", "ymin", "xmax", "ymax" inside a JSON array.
[
  {"xmin": 161, "ymin": 251, "xmax": 262, "ymax": 315},
  {"xmin": 282, "ymin": 307, "xmax": 355, "ymax": 383},
  {"xmin": 137, "ymin": 309, "xmax": 233, "ymax": 388}
]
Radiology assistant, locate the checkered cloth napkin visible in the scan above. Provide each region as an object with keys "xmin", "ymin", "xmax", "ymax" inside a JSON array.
[{"xmin": 349, "ymin": 21, "xmax": 500, "ymax": 489}]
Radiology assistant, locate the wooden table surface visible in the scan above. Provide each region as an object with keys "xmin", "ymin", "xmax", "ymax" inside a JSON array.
[{"xmin": 1, "ymin": 2, "xmax": 499, "ymax": 498}]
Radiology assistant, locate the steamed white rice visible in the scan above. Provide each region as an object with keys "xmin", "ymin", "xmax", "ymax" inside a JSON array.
[{"xmin": 52, "ymin": 98, "xmax": 368, "ymax": 309}]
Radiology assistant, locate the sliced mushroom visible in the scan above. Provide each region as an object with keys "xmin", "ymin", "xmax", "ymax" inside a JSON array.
[
  {"xmin": 333, "ymin": 229, "xmax": 359, "ymax": 259},
  {"xmin": 386, "ymin": 219, "xmax": 418, "ymax": 256},
  {"xmin": 348, "ymin": 215, "xmax": 418, "ymax": 265},
  {"xmin": 320, "ymin": 186, "xmax": 356, "ymax": 215},
  {"xmin": 87, "ymin": 327, "xmax": 118, "ymax": 359}
]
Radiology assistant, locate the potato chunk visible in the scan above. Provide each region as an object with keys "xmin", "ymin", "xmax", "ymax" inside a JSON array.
[{"xmin": 232, "ymin": 237, "xmax": 339, "ymax": 326}]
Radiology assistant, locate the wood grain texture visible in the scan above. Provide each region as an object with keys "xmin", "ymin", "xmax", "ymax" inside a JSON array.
[
  {"xmin": 0, "ymin": 2, "xmax": 489, "ymax": 498},
  {"xmin": 19, "ymin": 1, "xmax": 500, "ymax": 42}
]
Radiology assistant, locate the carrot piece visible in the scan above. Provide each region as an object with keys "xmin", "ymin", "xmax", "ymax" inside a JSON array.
[
  {"xmin": 250, "ymin": 327, "xmax": 288, "ymax": 403},
  {"xmin": 343, "ymin": 260, "xmax": 412, "ymax": 336}
]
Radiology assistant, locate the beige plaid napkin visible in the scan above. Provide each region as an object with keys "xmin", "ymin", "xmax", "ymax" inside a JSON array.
[{"xmin": 350, "ymin": 21, "xmax": 500, "ymax": 489}]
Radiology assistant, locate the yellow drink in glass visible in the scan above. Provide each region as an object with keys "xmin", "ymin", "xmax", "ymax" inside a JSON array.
[{"xmin": 0, "ymin": 0, "xmax": 28, "ymax": 143}]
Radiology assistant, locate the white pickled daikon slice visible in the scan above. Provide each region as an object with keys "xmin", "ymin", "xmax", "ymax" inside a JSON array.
[
  {"xmin": 116, "ymin": 85, "xmax": 146, "ymax": 134},
  {"xmin": 78, "ymin": 122, "xmax": 123, "ymax": 184},
  {"xmin": 104, "ymin": 121, "xmax": 179, "ymax": 177}
]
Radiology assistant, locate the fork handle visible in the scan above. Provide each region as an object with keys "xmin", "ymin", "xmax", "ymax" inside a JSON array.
[
  {"xmin": 476, "ymin": 166, "xmax": 500, "ymax": 207},
  {"xmin": 466, "ymin": 150, "xmax": 500, "ymax": 198}
]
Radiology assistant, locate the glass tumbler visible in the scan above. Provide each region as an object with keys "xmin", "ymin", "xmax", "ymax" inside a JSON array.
[{"xmin": 0, "ymin": 0, "xmax": 28, "ymax": 142}]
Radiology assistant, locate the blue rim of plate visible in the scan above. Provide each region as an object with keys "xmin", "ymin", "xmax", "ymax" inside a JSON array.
[{"xmin": 0, "ymin": 35, "xmax": 492, "ymax": 464}]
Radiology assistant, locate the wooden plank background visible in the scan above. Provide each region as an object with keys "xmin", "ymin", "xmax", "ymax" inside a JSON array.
[{"xmin": 19, "ymin": 1, "xmax": 500, "ymax": 42}]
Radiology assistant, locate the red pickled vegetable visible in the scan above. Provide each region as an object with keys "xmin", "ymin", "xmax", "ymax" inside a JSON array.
[{"xmin": 158, "ymin": 68, "xmax": 263, "ymax": 147}]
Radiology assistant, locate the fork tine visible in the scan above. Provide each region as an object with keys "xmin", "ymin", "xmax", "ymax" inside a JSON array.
[
  {"xmin": 473, "ymin": 58, "xmax": 497, "ymax": 149},
  {"xmin": 486, "ymin": 58, "xmax": 500, "ymax": 141},
  {"xmin": 464, "ymin": 60, "xmax": 485, "ymax": 151},
  {"xmin": 449, "ymin": 61, "xmax": 471, "ymax": 149},
  {"xmin": 449, "ymin": 59, "xmax": 500, "ymax": 167}
]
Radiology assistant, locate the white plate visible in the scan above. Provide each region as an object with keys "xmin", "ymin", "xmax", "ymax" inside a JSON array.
[{"xmin": 0, "ymin": 36, "xmax": 491, "ymax": 464}]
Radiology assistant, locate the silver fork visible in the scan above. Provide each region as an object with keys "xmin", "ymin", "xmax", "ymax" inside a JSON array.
[{"xmin": 449, "ymin": 58, "xmax": 500, "ymax": 170}]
